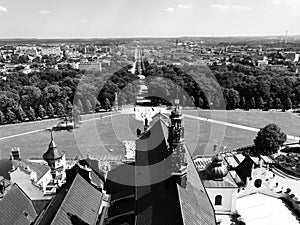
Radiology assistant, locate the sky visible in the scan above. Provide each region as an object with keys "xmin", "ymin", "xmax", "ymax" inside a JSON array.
[{"xmin": 0, "ymin": 0, "xmax": 299, "ymax": 38}]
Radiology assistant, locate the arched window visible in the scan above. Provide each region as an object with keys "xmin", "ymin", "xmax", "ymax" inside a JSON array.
[
  {"xmin": 215, "ymin": 195, "xmax": 222, "ymax": 205},
  {"xmin": 254, "ymin": 179, "xmax": 262, "ymax": 188}
]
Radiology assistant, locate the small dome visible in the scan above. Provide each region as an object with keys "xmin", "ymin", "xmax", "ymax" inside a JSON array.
[{"xmin": 205, "ymin": 154, "xmax": 228, "ymax": 180}]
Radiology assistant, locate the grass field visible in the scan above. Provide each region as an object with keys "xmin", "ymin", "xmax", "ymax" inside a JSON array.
[
  {"xmin": 0, "ymin": 109, "xmax": 298, "ymax": 160},
  {"xmin": 0, "ymin": 113, "xmax": 143, "ymax": 159},
  {"xmin": 183, "ymin": 109, "xmax": 300, "ymax": 139}
]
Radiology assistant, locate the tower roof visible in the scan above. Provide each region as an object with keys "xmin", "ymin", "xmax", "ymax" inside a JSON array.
[
  {"xmin": 43, "ymin": 133, "xmax": 65, "ymax": 161},
  {"xmin": 205, "ymin": 154, "xmax": 228, "ymax": 180}
]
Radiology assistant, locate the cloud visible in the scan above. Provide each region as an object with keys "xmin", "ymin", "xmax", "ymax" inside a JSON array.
[
  {"xmin": 271, "ymin": 0, "xmax": 300, "ymax": 7},
  {"xmin": 40, "ymin": 10, "xmax": 51, "ymax": 14},
  {"xmin": 0, "ymin": 5, "xmax": 7, "ymax": 12},
  {"xmin": 177, "ymin": 4, "xmax": 192, "ymax": 9},
  {"xmin": 165, "ymin": 7, "xmax": 174, "ymax": 12},
  {"xmin": 211, "ymin": 4, "xmax": 252, "ymax": 12}
]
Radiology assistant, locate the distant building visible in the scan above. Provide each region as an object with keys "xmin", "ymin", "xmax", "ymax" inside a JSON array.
[
  {"xmin": 268, "ymin": 65, "xmax": 289, "ymax": 72},
  {"xmin": 79, "ymin": 61, "xmax": 102, "ymax": 72},
  {"xmin": 41, "ymin": 47, "xmax": 62, "ymax": 56}
]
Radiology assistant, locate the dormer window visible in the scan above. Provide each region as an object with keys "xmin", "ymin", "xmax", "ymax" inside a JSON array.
[{"xmin": 215, "ymin": 195, "xmax": 222, "ymax": 205}]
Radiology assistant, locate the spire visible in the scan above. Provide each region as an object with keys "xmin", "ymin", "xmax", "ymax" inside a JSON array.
[{"xmin": 43, "ymin": 132, "xmax": 65, "ymax": 163}]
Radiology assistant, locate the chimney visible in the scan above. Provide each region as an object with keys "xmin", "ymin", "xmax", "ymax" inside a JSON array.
[
  {"xmin": 11, "ymin": 147, "xmax": 21, "ymax": 160},
  {"xmin": 213, "ymin": 144, "xmax": 218, "ymax": 152},
  {"xmin": 144, "ymin": 118, "xmax": 149, "ymax": 132},
  {"xmin": 136, "ymin": 128, "xmax": 142, "ymax": 137}
]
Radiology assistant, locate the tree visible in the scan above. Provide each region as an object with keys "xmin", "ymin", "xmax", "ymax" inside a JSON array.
[
  {"xmin": 77, "ymin": 99, "xmax": 84, "ymax": 113},
  {"xmin": 85, "ymin": 99, "xmax": 92, "ymax": 113},
  {"xmin": 284, "ymin": 97, "xmax": 292, "ymax": 110},
  {"xmin": 198, "ymin": 97, "xmax": 204, "ymax": 108},
  {"xmin": 56, "ymin": 102, "xmax": 65, "ymax": 117},
  {"xmin": 240, "ymin": 96, "xmax": 246, "ymax": 110},
  {"xmin": 38, "ymin": 105, "xmax": 46, "ymax": 119},
  {"xmin": 66, "ymin": 101, "xmax": 73, "ymax": 114},
  {"xmin": 257, "ymin": 97, "xmax": 265, "ymax": 109},
  {"xmin": 0, "ymin": 110, "xmax": 5, "ymax": 124},
  {"xmin": 105, "ymin": 98, "xmax": 111, "ymax": 111},
  {"xmin": 254, "ymin": 124, "xmax": 287, "ymax": 156},
  {"xmin": 72, "ymin": 105, "xmax": 81, "ymax": 128},
  {"xmin": 94, "ymin": 98, "xmax": 102, "ymax": 112},
  {"xmin": 47, "ymin": 103, "xmax": 55, "ymax": 118},
  {"xmin": 266, "ymin": 97, "xmax": 274, "ymax": 110},
  {"xmin": 250, "ymin": 97, "xmax": 256, "ymax": 109},
  {"xmin": 27, "ymin": 107, "xmax": 36, "ymax": 121},
  {"xmin": 17, "ymin": 107, "xmax": 26, "ymax": 122},
  {"xmin": 6, "ymin": 109, "xmax": 16, "ymax": 123},
  {"xmin": 274, "ymin": 98, "xmax": 282, "ymax": 110}
]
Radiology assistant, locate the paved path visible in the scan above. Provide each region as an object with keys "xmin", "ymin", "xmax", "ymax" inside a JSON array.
[{"xmin": 184, "ymin": 114, "xmax": 300, "ymax": 142}]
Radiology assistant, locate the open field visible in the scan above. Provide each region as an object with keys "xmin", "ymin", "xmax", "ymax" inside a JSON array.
[
  {"xmin": 0, "ymin": 113, "xmax": 143, "ymax": 159},
  {"xmin": 0, "ymin": 110, "xmax": 256, "ymax": 159},
  {"xmin": 1, "ymin": 109, "xmax": 299, "ymax": 159},
  {"xmin": 183, "ymin": 109, "xmax": 300, "ymax": 141}
]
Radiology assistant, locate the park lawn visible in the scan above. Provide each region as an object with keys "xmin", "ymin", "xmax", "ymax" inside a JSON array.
[
  {"xmin": 0, "ymin": 111, "xmax": 255, "ymax": 159},
  {"xmin": 183, "ymin": 109, "xmax": 300, "ymax": 138},
  {"xmin": 0, "ymin": 111, "xmax": 115, "ymax": 139},
  {"xmin": 184, "ymin": 117, "xmax": 256, "ymax": 157},
  {"xmin": 0, "ymin": 113, "xmax": 143, "ymax": 160}
]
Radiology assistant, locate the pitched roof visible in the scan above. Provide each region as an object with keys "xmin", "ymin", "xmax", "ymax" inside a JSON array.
[
  {"xmin": 235, "ymin": 155, "xmax": 254, "ymax": 185},
  {"xmin": 0, "ymin": 183, "xmax": 37, "ymax": 225},
  {"xmin": 199, "ymin": 171, "xmax": 239, "ymax": 189},
  {"xmin": 36, "ymin": 174, "xmax": 103, "ymax": 225},
  {"xmin": 50, "ymin": 174, "xmax": 103, "ymax": 225},
  {"xmin": 177, "ymin": 150, "xmax": 217, "ymax": 225},
  {"xmin": 13, "ymin": 160, "xmax": 50, "ymax": 181},
  {"xmin": 0, "ymin": 159, "xmax": 13, "ymax": 180},
  {"xmin": 43, "ymin": 139, "xmax": 65, "ymax": 161}
]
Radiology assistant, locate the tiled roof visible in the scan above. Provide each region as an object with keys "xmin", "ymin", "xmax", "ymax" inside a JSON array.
[
  {"xmin": 0, "ymin": 183, "xmax": 37, "ymax": 225},
  {"xmin": 0, "ymin": 159, "xmax": 13, "ymax": 180},
  {"xmin": 13, "ymin": 160, "xmax": 50, "ymax": 181},
  {"xmin": 178, "ymin": 150, "xmax": 217, "ymax": 225},
  {"xmin": 36, "ymin": 174, "xmax": 103, "ymax": 225},
  {"xmin": 199, "ymin": 172, "xmax": 239, "ymax": 189},
  {"xmin": 194, "ymin": 157, "xmax": 212, "ymax": 171}
]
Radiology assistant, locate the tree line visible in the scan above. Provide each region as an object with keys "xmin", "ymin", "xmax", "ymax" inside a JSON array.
[{"xmin": 211, "ymin": 63, "xmax": 300, "ymax": 111}]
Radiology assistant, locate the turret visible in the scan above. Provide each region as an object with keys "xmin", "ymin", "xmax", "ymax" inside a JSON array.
[
  {"xmin": 167, "ymin": 108, "xmax": 187, "ymax": 186},
  {"xmin": 43, "ymin": 132, "xmax": 66, "ymax": 181}
]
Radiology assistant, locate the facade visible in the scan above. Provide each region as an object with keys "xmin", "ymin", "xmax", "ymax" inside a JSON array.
[
  {"xmin": 79, "ymin": 61, "xmax": 102, "ymax": 72},
  {"xmin": 198, "ymin": 155, "xmax": 239, "ymax": 214},
  {"xmin": 41, "ymin": 47, "xmax": 62, "ymax": 56}
]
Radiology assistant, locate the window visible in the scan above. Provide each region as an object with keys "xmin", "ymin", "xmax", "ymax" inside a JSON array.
[
  {"xmin": 215, "ymin": 195, "xmax": 222, "ymax": 205},
  {"xmin": 254, "ymin": 179, "xmax": 262, "ymax": 188}
]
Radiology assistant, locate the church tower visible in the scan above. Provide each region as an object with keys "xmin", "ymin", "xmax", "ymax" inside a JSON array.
[{"xmin": 167, "ymin": 108, "xmax": 187, "ymax": 186}]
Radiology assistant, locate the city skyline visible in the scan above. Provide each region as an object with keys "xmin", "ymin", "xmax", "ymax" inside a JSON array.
[{"xmin": 0, "ymin": 0, "xmax": 299, "ymax": 38}]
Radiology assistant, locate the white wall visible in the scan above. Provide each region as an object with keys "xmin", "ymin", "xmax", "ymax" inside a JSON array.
[{"xmin": 206, "ymin": 188, "xmax": 238, "ymax": 214}]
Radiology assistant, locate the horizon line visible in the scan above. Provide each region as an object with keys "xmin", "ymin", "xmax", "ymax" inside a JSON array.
[{"xmin": 0, "ymin": 34, "xmax": 298, "ymax": 40}]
